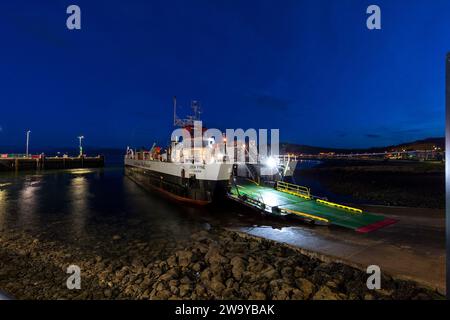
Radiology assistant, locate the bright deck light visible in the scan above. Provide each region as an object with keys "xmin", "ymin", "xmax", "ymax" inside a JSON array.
[{"xmin": 265, "ymin": 156, "xmax": 277, "ymax": 168}]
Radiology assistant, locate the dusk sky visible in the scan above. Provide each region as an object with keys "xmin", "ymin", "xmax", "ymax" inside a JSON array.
[{"xmin": 0, "ymin": 0, "xmax": 448, "ymax": 151}]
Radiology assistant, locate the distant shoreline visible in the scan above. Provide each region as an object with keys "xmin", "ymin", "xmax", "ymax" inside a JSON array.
[{"xmin": 298, "ymin": 160, "xmax": 444, "ymax": 209}]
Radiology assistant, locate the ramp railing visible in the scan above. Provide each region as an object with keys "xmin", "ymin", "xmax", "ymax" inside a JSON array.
[{"xmin": 275, "ymin": 181, "xmax": 311, "ymax": 199}]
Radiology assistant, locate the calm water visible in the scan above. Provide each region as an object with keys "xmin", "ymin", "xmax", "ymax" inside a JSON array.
[
  {"xmin": 1, "ymin": 167, "xmax": 206, "ymax": 244},
  {"xmin": 0, "ymin": 160, "xmax": 326, "ymax": 250}
]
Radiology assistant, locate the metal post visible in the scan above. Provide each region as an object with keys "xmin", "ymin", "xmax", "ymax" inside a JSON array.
[
  {"xmin": 78, "ymin": 136, "xmax": 84, "ymax": 157},
  {"xmin": 173, "ymin": 96, "xmax": 177, "ymax": 126},
  {"xmin": 223, "ymin": 136, "xmax": 227, "ymax": 162},
  {"xmin": 26, "ymin": 130, "xmax": 31, "ymax": 157}
]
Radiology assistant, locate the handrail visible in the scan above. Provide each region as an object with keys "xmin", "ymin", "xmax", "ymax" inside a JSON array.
[
  {"xmin": 316, "ymin": 199, "xmax": 362, "ymax": 213},
  {"xmin": 281, "ymin": 208, "xmax": 329, "ymax": 223},
  {"xmin": 276, "ymin": 181, "xmax": 311, "ymax": 199}
]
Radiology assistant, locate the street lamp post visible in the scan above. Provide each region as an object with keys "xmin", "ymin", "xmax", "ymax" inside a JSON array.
[
  {"xmin": 26, "ymin": 130, "xmax": 31, "ymax": 157},
  {"xmin": 78, "ymin": 136, "xmax": 84, "ymax": 157}
]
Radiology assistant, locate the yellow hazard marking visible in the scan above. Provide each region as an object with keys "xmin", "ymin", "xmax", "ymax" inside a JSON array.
[
  {"xmin": 316, "ymin": 199, "xmax": 362, "ymax": 213},
  {"xmin": 246, "ymin": 178, "xmax": 260, "ymax": 185},
  {"xmin": 282, "ymin": 208, "xmax": 329, "ymax": 223}
]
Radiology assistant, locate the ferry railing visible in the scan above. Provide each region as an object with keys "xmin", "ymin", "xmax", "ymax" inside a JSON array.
[
  {"xmin": 275, "ymin": 181, "xmax": 311, "ymax": 199},
  {"xmin": 276, "ymin": 154, "xmax": 298, "ymax": 164}
]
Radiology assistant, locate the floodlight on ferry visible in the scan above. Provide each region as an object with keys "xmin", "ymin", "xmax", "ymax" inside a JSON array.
[{"xmin": 265, "ymin": 156, "xmax": 277, "ymax": 168}]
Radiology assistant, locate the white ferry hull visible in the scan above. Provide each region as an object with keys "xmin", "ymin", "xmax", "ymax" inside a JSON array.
[{"xmin": 125, "ymin": 159, "xmax": 232, "ymax": 204}]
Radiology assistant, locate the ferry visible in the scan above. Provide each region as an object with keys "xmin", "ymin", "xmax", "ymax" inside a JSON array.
[{"xmin": 124, "ymin": 98, "xmax": 233, "ymax": 205}]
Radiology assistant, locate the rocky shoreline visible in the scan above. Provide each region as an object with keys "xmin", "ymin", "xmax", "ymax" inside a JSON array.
[{"xmin": 0, "ymin": 226, "xmax": 444, "ymax": 300}]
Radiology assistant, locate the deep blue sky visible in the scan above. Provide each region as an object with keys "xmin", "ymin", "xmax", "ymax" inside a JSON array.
[{"xmin": 0, "ymin": 0, "xmax": 448, "ymax": 151}]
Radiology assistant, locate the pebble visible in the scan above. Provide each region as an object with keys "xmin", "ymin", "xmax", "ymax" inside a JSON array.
[{"xmin": 0, "ymin": 227, "xmax": 443, "ymax": 300}]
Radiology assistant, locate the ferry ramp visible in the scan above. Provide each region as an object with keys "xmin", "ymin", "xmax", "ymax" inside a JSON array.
[{"xmin": 228, "ymin": 181, "xmax": 397, "ymax": 232}]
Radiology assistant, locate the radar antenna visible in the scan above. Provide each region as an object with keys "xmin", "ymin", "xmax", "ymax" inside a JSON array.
[{"xmin": 173, "ymin": 96, "xmax": 202, "ymax": 127}]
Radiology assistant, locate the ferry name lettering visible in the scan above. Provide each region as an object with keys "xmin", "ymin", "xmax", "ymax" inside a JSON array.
[{"xmin": 190, "ymin": 165, "xmax": 205, "ymax": 170}]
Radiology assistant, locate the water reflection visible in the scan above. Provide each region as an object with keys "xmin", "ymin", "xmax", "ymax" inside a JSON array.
[
  {"xmin": 0, "ymin": 165, "xmax": 326, "ymax": 254},
  {"xmin": 18, "ymin": 179, "xmax": 41, "ymax": 227},
  {"xmin": 68, "ymin": 169, "xmax": 95, "ymax": 175},
  {"xmin": 69, "ymin": 175, "xmax": 89, "ymax": 237},
  {"xmin": 122, "ymin": 175, "xmax": 202, "ymax": 242},
  {"xmin": 235, "ymin": 225, "xmax": 316, "ymax": 248}
]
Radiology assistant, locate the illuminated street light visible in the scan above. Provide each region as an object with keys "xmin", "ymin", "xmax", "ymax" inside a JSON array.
[
  {"xmin": 223, "ymin": 136, "xmax": 227, "ymax": 156},
  {"xmin": 26, "ymin": 130, "xmax": 31, "ymax": 157},
  {"xmin": 78, "ymin": 136, "xmax": 84, "ymax": 157}
]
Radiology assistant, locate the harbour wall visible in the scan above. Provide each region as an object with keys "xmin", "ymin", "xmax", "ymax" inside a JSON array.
[{"xmin": 0, "ymin": 156, "xmax": 104, "ymax": 172}]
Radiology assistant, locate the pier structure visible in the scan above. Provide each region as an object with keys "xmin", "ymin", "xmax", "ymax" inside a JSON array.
[{"xmin": 0, "ymin": 155, "xmax": 104, "ymax": 172}]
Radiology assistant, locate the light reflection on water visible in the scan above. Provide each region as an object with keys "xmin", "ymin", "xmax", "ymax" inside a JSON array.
[
  {"xmin": 68, "ymin": 169, "xmax": 96, "ymax": 175},
  {"xmin": 0, "ymin": 168, "xmax": 209, "ymax": 246},
  {"xmin": 235, "ymin": 225, "xmax": 317, "ymax": 248},
  {"xmin": 18, "ymin": 179, "xmax": 41, "ymax": 228},
  {"xmin": 69, "ymin": 176, "xmax": 89, "ymax": 237},
  {"xmin": 0, "ymin": 161, "xmax": 324, "ymax": 251}
]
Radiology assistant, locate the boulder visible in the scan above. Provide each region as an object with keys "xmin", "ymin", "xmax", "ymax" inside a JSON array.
[
  {"xmin": 230, "ymin": 256, "xmax": 246, "ymax": 281},
  {"xmin": 166, "ymin": 255, "xmax": 177, "ymax": 267},
  {"xmin": 200, "ymin": 268, "xmax": 212, "ymax": 282},
  {"xmin": 179, "ymin": 284, "xmax": 192, "ymax": 297},
  {"xmin": 261, "ymin": 267, "xmax": 279, "ymax": 280},
  {"xmin": 192, "ymin": 262, "xmax": 203, "ymax": 272},
  {"xmin": 210, "ymin": 278, "xmax": 226, "ymax": 294},
  {"xmin": 205, "ymin": 244, "xmax": 229, "ymax": 265},
  {"xmin": 158, "ymin": 268, "xmax": 178, "ymax": 281},
  {"xmin": 250, "ymin": 291, "xmax": 266, "ymax": 300},
  {"xmin": 176, "ymin": 250, "xmax": 193, "ymax": 267},
  {"xmin": 295, "ymin": 278, "xmax": 315, "ymax": 298},
  {"xmin": 312, "ymin": 286, "xmax": 341, "ymax": 300}
]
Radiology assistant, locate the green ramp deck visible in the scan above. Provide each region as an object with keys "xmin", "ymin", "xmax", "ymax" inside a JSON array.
[{"xmin": 228, "ymin": 181, "xmax": 397, "ymax": 233}]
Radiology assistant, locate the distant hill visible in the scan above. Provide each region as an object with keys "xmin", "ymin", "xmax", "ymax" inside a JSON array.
[
  {"xmin": 1, "ymin": 137, "xmax": 444, "ymax": 156},
  {"xmin": 385, "ymin": 137, "xmax": 444, "ymax": 152},
  {"xmin": 281, "ymin": 137, "xmax": 444, "ymax": 155}
]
